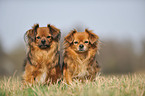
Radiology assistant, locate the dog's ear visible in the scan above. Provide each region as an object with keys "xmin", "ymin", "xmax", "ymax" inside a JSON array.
[
  {"xmin": 47, "ymin": 24, "xmax": 61, "ymax": 40},
  {"xmin": 85, "ymin": 29, "xmax": 99, "ymax": 44},
  {"xmin": 65, "ymin": 29, "xmax": 77, "ymax": 43},
  {"xmin": 32, "ymin": 24, "xmax": 39, "ymax": 33},
  {"xmin": 24, "ymin": 24, "xmax": 39, "ymax": 43}
]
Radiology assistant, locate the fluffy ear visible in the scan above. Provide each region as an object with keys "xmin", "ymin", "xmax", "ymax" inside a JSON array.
[
  {"xmin": 24, "ymin": 24, "xmax": 39, "ymax": 43},
  {"xmin": 32, "ymin": 24, "xmax": 39, "ymax": 32},
  {"xmin": 64, "ymin": 29, "xmax": 77, "ymax": 43},
  {"xmin": 85, "ymin": 29, "xmax": 99, "ymax": 44},
  {"xmin": 47, "ymin": 24, "xmax": 61, "ymax": 40}
]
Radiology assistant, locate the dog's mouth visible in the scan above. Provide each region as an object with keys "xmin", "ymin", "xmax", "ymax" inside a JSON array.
[
  {"xmin": 79, "ymin": 49, "xmax": 84, "ymax": 51},
  {"xmin": 78, "ymin": 48, "xmax": 86, "ymax": 52},
  {"xmin": 39, "ymin": 45, "xmax": 50, "ymax": 49}
]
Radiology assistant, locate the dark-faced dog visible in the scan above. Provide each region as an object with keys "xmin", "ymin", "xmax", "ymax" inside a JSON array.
[{"xmin": 23, "ymin": 24, "xmax": 61, "ymax": 85}]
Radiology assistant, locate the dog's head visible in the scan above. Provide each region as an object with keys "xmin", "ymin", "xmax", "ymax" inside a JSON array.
[
  {"xmin": 64, "ymin": 29, "xmax": 99, "ymax": 52},
  {"xmin": 25, "ymin": 24, "xmax": 60, "ymax": 49}
]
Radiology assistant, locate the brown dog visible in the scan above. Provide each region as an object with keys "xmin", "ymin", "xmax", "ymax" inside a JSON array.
[
  {"xmin": 63, "ymin": 29, "xmax": 100, "ymax": 84},
  {"xmin": 23, "ymin": 24, "xmax": 62, "ymax": 85}
]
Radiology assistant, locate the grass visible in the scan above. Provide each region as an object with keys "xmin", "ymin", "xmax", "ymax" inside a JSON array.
[{"xmin": 0, "ymin": 73, "xmax": 145, "ymax": 96}]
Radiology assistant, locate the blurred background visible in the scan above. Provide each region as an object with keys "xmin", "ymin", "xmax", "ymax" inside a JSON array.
[{"xmin": 0, "ymin": 0, "xmax": 145, "ymax": 76}]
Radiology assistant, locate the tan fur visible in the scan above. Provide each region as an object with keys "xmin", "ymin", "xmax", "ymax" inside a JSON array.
[
  {"xmin": 23, "ymin": 24, "xmax": 61, "ymax": 85},
  {"xmin": 63, "ymin": 29, "xmax": 100, "ymax": 84}
]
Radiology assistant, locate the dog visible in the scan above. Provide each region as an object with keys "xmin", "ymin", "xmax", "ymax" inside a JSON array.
[
  {"xmin": 63, "ymin": 29, "xmax": 100, "ymax": 84},
  {"xmin": 23, "ymin": 24, "xmax": 62, "ymax": 85}
]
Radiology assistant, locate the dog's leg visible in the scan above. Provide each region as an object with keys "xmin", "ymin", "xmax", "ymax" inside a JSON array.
[
  {"xmin": 63, "ymin": 66, "xmax": 72, "ymax": 84},
  {"xmin": 35, "ymin": 71, "xmax": 47, "ymax": 84},
  {"xmin": 23, "ymin": 67, "xmax": 35, "ymax": 85},
  {"xmin": 65, "ymin": 70, "xmax": 72, "ymax": 84}
]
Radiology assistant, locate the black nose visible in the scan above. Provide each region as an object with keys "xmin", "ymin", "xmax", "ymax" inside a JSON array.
[
  {"xmin": 79, "ymin": 44, "xmax": 84, "ymax": 48},
  {"xmin": 41, "ymin": 39, "xmax": 46, "ymax": 44}
]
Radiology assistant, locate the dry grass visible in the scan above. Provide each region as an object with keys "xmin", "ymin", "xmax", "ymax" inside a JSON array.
[{"xmin": 0, "ymin": 73, "xmax": 145, "ymax": 96}]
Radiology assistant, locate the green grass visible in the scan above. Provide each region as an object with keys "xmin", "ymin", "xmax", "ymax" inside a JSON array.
[{"xmin": 0, "ymin": 73, "xmax": 145, "ymax": 96}]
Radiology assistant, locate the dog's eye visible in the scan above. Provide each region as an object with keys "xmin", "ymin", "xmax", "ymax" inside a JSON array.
[
  {"xmin": 36, "ymin": 36, "xmax": 41, "ymax": 39},
  {"xmin": 47, "ymin": 36, "xmax": 51, "ymax": 38},
  {"xmin": 74, "ymin": 41, "xmax": 78, "ymax": 44},
  {"xmin": 84, "ymin": 41, "xmax": 89, "ymax": 43}
]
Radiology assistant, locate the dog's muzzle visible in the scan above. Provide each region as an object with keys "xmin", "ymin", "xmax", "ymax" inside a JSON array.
[
  {"xmin": 39, "ymin": 39, "xmax": 50, "ymax": 49},
  {"xmin": 79, "ymin": 44, "xmax": 84, "ymax": 51}
]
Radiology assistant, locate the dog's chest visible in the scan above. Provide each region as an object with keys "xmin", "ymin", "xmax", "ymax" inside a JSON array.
[
  {"xmin": 36, "ymin": 50, "xmax": 49, "ymax": 60},
  {"xmin": 78, "ymin": 53, "xmax": 87, "ymax": 60},
  {"xmin": 77, "ymin": 62, "xmax": 89, "ymax": 77},
  {"xmin": 32, "ymin": 49, "xmax": 56, "ymax": 65},
  {"xmin": 70, "ymin": 57, "xmax": 89, "ymax": 78}
]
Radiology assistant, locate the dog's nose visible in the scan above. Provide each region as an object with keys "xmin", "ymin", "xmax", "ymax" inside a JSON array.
[
  {"xmin": 41, "ymin": 39, "xmax": 46, "ymax": 44},
  {"xmin": 79, "ymin": 44, "xmax": 84, "ymax": 48}
]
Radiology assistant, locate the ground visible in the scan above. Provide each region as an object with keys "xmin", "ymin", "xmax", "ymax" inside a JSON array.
[{"xmin": 0, "ymin": 73, "xmax": 145, "ymax": 96}]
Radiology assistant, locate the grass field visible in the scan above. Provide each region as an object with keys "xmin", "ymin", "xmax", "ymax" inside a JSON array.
[{"xmin": 0, "ymin": 73, "xmax": 145, "ymax": 96}]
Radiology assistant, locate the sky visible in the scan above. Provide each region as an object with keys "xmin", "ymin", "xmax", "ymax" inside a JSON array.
[{"xmin": 0, "ymin": 0, "xmax": 145, "ymax": 53}]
